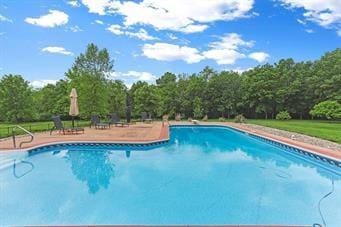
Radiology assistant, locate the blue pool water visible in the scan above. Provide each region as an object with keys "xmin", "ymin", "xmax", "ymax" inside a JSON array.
[{"xmin": 0, "ymin": 126, "xmax": 340, "ymax": 226}]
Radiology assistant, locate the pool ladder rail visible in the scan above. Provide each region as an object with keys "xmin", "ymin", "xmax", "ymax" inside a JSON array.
[{"xmin": 12, "ymin": 125, "xmax": 34, "ymax": 149}]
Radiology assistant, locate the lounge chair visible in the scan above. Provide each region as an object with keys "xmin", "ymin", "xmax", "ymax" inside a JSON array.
[
  {"xmin": 108, "ymin": 113, "xmax": 128, "ymax": 127},
  {"xmin": 141, "ymin": 112, "xmax": 153, "ymax": 123},
  {"xmin": 175, "ymin": 113, "xmax": 182, "ymax": 121},
  {"xmin": 90, "ymin": 115, "xmax": 110, "ymax": 129},
  {"xmin": 50, "ymin": 116, "xmax": 84, "ymax": 135}
]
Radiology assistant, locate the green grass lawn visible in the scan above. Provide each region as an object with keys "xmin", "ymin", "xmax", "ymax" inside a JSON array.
[
  {"xmin": 248, "ymin": 119, "xmax": 341, "ymax": 144},
  {"xmin": 0, "ymin": 120, "xmax": 89, "ymax": 138}
]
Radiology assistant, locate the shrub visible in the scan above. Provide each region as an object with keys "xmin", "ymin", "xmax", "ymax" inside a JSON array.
[
  {"xmin": 276, "ymin": 111, "xmax": 292, "ymax": 120},
  {"xmin": 219, "ymin": 117, "xmax": 225, "ymax": 122},
  {"xmin": 310, "ymin": 100, "xmax": 341, "ymax": 120},
  {"xmin": 234, "ymin": 114, "xmax": 246, "ymax": 123},
  {"xmin": 193, "ymin": 97, "xmax": 203, "ymax": 119}
]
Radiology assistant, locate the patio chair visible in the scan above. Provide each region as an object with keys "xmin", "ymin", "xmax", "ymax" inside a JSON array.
[
  {"xmin": 90, "ymin": 115, "xmax": 110, "ymax": 129},
  {"xmin": 175, "ymin": 113, "xmax": 182, "ymax": 121},
  {"xmin": 141, "ymin": 112, "xmax": 153, "ymax": 123},
  {"xmin": 50, "ymin": 116, "xmax": 84, "ymax": 135},
  {"xmin": 108, "ymin": 113, "xmax": 128, "ymax": 127}
]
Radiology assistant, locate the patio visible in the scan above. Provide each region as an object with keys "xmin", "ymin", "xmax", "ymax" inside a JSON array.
[{"xmin": 0, "ymin": 122, "xmax": 169, "ymax": 150}]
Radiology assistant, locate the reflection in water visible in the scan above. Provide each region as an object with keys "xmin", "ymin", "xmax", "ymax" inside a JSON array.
[
  {"xmin": 170, "ymin": 127, "xmax": 341, "ymax": 181},
  {"xmin": 126, "ymin": 150, "xmax": 131, "ymax": 158},
  {"xmin": 12, "ymin": 159, "xmax": 34, "ymax": 178},
  {"xmin": 66, "ymin": 150, "xmax": 115, "ymax": 194},
  {"xmin": 318, "ymin": 179, "xmax": 335, "ymax": 226}
]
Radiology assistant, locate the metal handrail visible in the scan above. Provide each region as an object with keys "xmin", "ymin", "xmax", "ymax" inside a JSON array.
[{"xmin": 12, "ymin": 125, "xmax": 34, "ymax": 148}]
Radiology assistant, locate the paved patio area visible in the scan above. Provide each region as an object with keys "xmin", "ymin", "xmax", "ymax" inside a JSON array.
[{"xmin": 0, "ymin": 122, "xmax": 169, "ymax": 150}]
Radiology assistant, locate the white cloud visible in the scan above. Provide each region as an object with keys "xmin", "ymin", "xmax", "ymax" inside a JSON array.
[
  {"xmin": 68, "ymin": 25, "xmax": 83, "ymax": 32},
  {"xmin": 337, "ymin": 29, "xmax": 341, "ymax": 36},
  {"xmin": 248, "ymin": 52, "xmax": 270, "ymax": 63},
  {"xmin": 297, "ymin": 19, "xmax": 306, "ymax": 25},
  {"xmin": 142, "ymin": 33, "xmax": 268, "ymax": 65},
  {"xmin": 229, "ymin": 67, "xmax": 253, "ymax": 74},
  {"xmin": 279, "ymin": 0, "xmax": 341, "ymax": 31},
  {"xmin": 305, "ymin": 29, "xmax": 314, "ymax": 33},
  {"xmin": 30, "ymin": 80, "xmax": 58, "ymax": 89},
  {"xmin": 168, "ymin": 33, "xmax": 178, "ymax": 40},
  {"xmin": 142, "ymin": 43, "xmax": 204, "ymax": 63},
  {"xmin": 107, "ymin": 24, "xmax": 124, "ymax": 35},
  {"xmin": 107, "ymin": 24, "xmax": 157, "ymax": 40},
  {"xmin": 108, "ymin": 71, "xmax": 157, "ymax": 87},
  {"xmin": 0, "ymin": 14, "xmax": 12, "ymax": 23},
  {"xmin": 81, "ymin": 0, "xmax": 255, "ymax": 33},
  {"xmin": 123, "ymin": 71, "xmax": 156, "ymax": 81},
  {"xmin": 94, "ymin": 20, "xmax": 104, "ymax": 25},
  {"xmin": 203, "ymin": 49, "xmax": 245, "ymax": 65},
  {"xmin": 81, "ymin": 0, "xmax": 112, "ymax": 15},
  {"xmin": 125, "ymin": 29, "xmax": 157, "ymax": 41},
  {"xmin": 25, "ymin": 10, "xmax": 69, "ymax": 28},
  {"xmin": 67, "ymin": 0, "xmax": 80, "ymax": 7},
  {"xmin": 203, "ymin": 33, "xmax": 254, "ymax": 65},
  {"xmin": 41, "ymin": 46, "xmax": 74, "ymax": 55}
]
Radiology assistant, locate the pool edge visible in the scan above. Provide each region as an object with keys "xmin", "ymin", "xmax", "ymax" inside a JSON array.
[{"xmin": 170, "ymin": 123, "xmax": 341, "ymax": 169}]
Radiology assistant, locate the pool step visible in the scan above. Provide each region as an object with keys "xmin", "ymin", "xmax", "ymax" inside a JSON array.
[
  {"xmin": 0, "ymin": 158, "xmax": 15, "ymax": 170},
  {"xmin": 0, "ymin": 153, "xmax": 27, "ymax": 170}
]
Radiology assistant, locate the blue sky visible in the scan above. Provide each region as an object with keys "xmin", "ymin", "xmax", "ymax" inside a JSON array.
[{"xmin": 0, "ymin": 0, "xmax": 340, "ymax": 88}]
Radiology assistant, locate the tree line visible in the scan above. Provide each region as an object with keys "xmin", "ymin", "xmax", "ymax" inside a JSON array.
[{"xmin": 0, "ymin": 43, "xmax": 340, "ymax": 123}]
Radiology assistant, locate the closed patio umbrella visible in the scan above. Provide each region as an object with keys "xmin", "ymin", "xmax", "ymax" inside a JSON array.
[{"xmin": 69, "ymin": 88, "xmax": 79, "ymax": 128}]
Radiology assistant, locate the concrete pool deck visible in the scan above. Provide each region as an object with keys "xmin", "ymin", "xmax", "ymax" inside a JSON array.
[
  {"xmin": 0, "ymin": 121, "xmax": 339, "ymax": 162},
  {"xmin": 0, "ymin": 122, "xmax": 169, "ymax": 151}
]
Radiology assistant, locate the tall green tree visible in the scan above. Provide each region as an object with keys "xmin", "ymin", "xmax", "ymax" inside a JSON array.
[
  {"xmin": 0, "ymin": 74, "xmax": 34, "ymax": 122},
  {"xmin": 156, "ymin": 72, "xmax": 178, "ymax": 117},
  {"xmin": 107, "ymin": 80, "xmax": 127, "ymax": 117},
  {"xmin": 132, "ymin": 84, "xmax": 161, "ymax": 117},
  {"xmin": 312, "ymin": 48, "xmax": 341, "ymax": 102},
  {"xmin": 1, "ymin": 47, "xmax": 340, "ymax": 122},
  {"xmin": 129, "ymin": 81, "xmax": 149, "ymax": 117},
  {"xmin": 242, "ymin": 65, "xmax": 278, "ymax": 119},
  {"xmin": 184, "ymin": 74, "xmax": 207, "ymax": 117},
  {"xmin": 207, "ymin": 71, "xmax": 241, "ymax": 118},
  {"xmin": 33, "ymin": 80, "xmax": 69, "ymax": 120},
  {"xmin": 66, "ymin": 43, "xmax": 114, "ymax": 117}
]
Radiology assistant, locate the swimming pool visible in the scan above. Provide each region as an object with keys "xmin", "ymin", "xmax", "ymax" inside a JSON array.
[{"xmin": 0, "ymin": 126, "xmax": 340, "ymax": 225}]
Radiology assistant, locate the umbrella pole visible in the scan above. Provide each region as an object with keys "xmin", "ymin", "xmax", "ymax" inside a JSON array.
[{"xmin": 72, "ymin": 116, "xmax": 74, "ymax": 128}]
